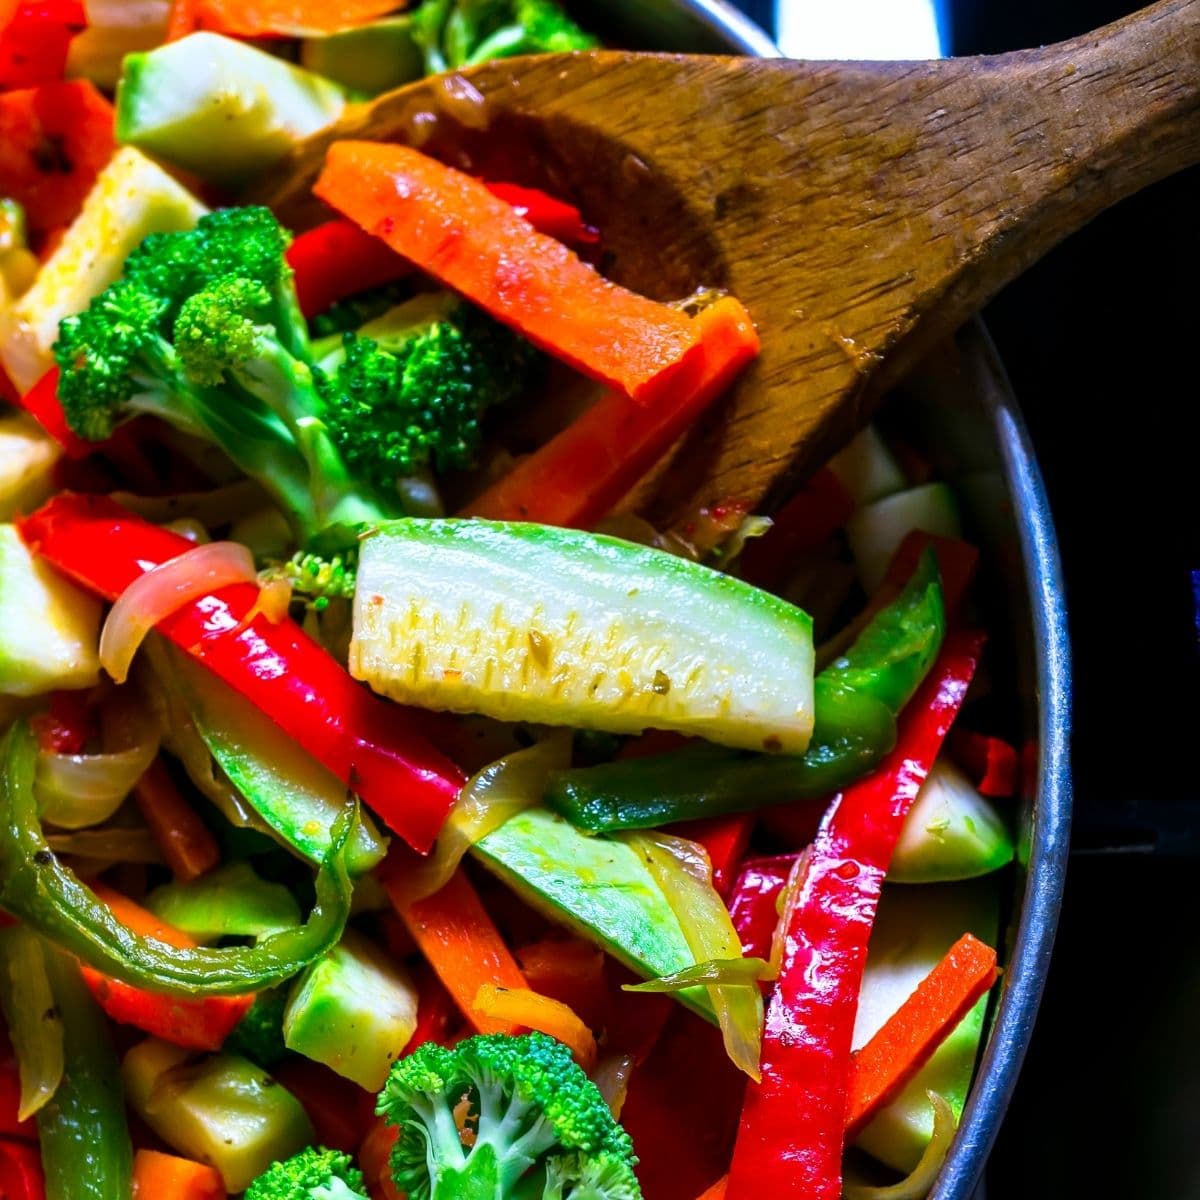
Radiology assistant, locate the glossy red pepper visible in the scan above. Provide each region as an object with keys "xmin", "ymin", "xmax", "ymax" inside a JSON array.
[
  {"xmin": 739, "ymin": 468, "xmax": 855, "ymax": 591},
  {"xmin": 665, "ymin": 813, "xmax": 754, "ymax": 899},
  {"xmin": 406, "ymin": 964, "xmax": 461, "ymax": 1053},
  {"xmin": 0, "ymin": 0, "xmax": 85, "ymax": 89},
  {"xmin": 0, "ymin": 1137, "xmax": 45, "ymax": 1200},
  {"xmin": 726, "ymin": 854, "xmax": 795, "ymax": 961},
  {"xmin": 950, "ymin": 729, "xmax": 1018, "ymax": 797},
  {"xmin": 482, "ymin": 182, "xmax": 598, "ymax": 247},
  {"xmin": 726, "ymin": 632, "xmax": 984, "ymax": 1200},
  {"xmin": 30, "ymin": 689, "xmax": 93, "ymax": 754},
  {"xmin": 18, "ymin": 493, "xmax": 464, "ymax": 852},
  {"xmin": 272, "ymin": 1058, "xmax": 375, "ymax": 1154},
  {"xmin": 17, "ymin": 370, "xmax": 92, "ymax": 459}
]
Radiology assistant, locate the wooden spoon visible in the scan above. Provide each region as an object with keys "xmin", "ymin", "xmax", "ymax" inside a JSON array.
[{"xmin": 256, "ymin": 0, "xmax": 1199, "ymax": 523}]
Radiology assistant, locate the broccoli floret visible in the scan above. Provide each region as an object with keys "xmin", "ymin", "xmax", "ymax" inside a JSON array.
[
  {"xmin": 262, "ymin": 550, "xmax": 358, "ymax": 613},
  {"xmin": 225, "ymin": 986, "xmax": 289, "ymax": 1068},
  {"xmin": 319, "ymin": 297, "xmax": 541, "ymax": 490},
  {"xmin": 412, "ymin": 0, "xmax": 597, "ymax": 74},
  {"xmin": 245, "ymin": 1145, "xmax": 369, "ymax": 1200},
  {"xmin": 378, "ymin": 1031, "xmax": 641, "ymax": 1200},
  {"xmin": 54, "ymin": 206, "xmax": 396, "ymax": 547}
]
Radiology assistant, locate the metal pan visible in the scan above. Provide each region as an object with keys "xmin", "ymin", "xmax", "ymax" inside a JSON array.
[{"xmin": 563, "ymin": 2, "xmax": 1073, "ymax": 1195}]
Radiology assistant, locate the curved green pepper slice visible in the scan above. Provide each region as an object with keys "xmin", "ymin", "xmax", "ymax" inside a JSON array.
[
  {"xmin": 545, "ymin": 550, "xmax": 946, "ymax": 832},
  {"xmin": 0, "ymin": 721, "xmax": 354, "ymax": 997}
]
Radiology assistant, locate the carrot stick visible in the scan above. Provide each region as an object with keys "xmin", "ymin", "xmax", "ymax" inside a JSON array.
[
  {"xmin": 464, "ymin": 296, "xmax": 760, "ymax": 528},
  {"xmin": 384, "ymin": 866, "xmax": 527, "ymax": 1036},
  {"xmin": 131, "ymin": 758, "xmax": 220, "ymax": 883},
  {"xmin": 844, "ymin": 932, "xmax": 999, "ymax": 1137},
  {"xmin": 81, "ymin": 884, "xmax": 254, "ymax": 1051},
  {"xmin": 314, "ymin": 141, "xmax": 706, "ymax": 406},
  {"xmin": 192, "ymin": 0, "xmax": 402, "ymax": 36},
  {"xmin": 472, "ymin": 984, "xmax": 598, "ymax": 1072},
  {"xmin": 693, "ymin": 933, "xmax": 998, "ymax": 1199},
  {"xmin": 132, "ymin": 1149, "xmax": 225, "ymax": 1199}
]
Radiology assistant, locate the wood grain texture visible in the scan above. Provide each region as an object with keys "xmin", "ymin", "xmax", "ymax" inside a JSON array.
[{"xmin": 255, "ymin": 0, "xmax": 1199, "ymax": 522}]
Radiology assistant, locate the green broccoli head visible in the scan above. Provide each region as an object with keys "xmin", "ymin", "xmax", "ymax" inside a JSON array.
[
  {"xmin": 378, "ymin": 1032, "xmax": 640, "ymax": 1200},
  {"xmin": 245, "ymin": 1145, "xmax": 369, "ymax": 1200},
  {"xmin": 224, "ymin": 986, "xmax": 289, "ymax": 1068},
  {"xmin": 322, "ymin": 298, "xmax": 541, "ymax": 490},
  {"xmin": 262, "ymin": 549, "xmax": 358, "ymax": 613},
  {"xmin": 411, "ymin": 0, "xmax": 596, "ymax": 74},
  {"xmin": 175, "ymin": 277, "xmax": 275, "ymax": 387}
]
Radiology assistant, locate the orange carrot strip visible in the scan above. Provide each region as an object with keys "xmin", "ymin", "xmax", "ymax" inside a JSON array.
[
  {"xmin": 384, "ymin": 866, "xmax": 526, "ymax": 1036},
  {"xmin": 132, "ymin": 758, "xmax": 220, "ymax": 883},
  {"xmin": 697, "ymin": 1180, "xmax": 728, "ymax": 1200},
  {"xmin": 844, "ymin": 933, "xmax": 999, "ymax": 1137},
  {"xmin": 472, "ymin": 984, "xmax": 598, "ymax": 1072},
  {"xmin": 465, "ymin": 297, "xmax": 760, "ymax": 528},
  {"xmin": 82, "ymin": 884, "xmax": 254, "ymax": 1051},
  {"xmin": 314, "ymin": 141, "xmax": 705, "ymax": 406},
  {"xmin": 193, "ymin": 0, "xmax": 402, "ymax": 36},
  {"xmin": 132, "ymin": 1149, "xmax": 225, "ymax": 1199}
]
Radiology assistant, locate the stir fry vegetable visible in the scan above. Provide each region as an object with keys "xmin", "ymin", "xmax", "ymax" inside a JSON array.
[{"xmin": 0, "ymin": 5, "xmax": 1019, "ymax": 1197}]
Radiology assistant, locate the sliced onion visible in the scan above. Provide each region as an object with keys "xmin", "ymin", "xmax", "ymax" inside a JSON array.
[
  {"xmin": 590, "ymin": 1053, "xmax": 635, "ymax": 1119},
  {"xmin": 623, "ymin": 956, "xmax": 773, "ymax": 993},
  {"xmin": 623, "ymin": 831, "xmax": 763, "ymax": 1081},
  {"xmin": 46, "ymin": 827, "xmax": 163, "ymax": 864},
  {"xmin": 99, "ymin": 541, "xmax": 257, "ymax": 685},
  {"xmin": 110, "ymin": 481, "xmax": 270, "ymax": 528},
  {"xmin": 390, "ymin": 732, "xmax": 572, "ymax": 904},
  {"xmin": 844, "ymin": 1092, "xmax": 957, "ymax": 1200},
  {"xmin": 36, "ymin": 740, "xmax": 157, "ymax": 830}
]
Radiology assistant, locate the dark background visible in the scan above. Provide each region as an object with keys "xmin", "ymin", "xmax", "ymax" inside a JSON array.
[{"xmin": 733, "ymin": 1, "xmax": 1200, "ymax": 1195}]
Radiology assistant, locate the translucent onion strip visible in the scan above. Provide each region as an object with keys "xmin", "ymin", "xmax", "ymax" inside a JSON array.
[
  {"xmin": 591, "ymin": 1053, "xmax": 636, "ymax": 1119},
  {"xmin": 843, "ymin": 1092, "xmax": 957, "ymax": 1200},
  {"xmin": 36, "ymin": 740, "xmax": 157, "ymax": 830},
  {"xmin": 623, "ymin": 956, "xmax": 773, "ymax": 993},
  {"xmin": 0, "ymin": 926, "xmax": 64, "ymax": 1120},
  {"xmin": 623, "ymin": 831, "xmax": 764, "ymax": 1080},
  {"xmin": 99, "ymin": 541, "xmax": 258, "ymax": 684},
  {"xmin": 392, "ymin": 732, "xmax": 572, "ymax": 904}
]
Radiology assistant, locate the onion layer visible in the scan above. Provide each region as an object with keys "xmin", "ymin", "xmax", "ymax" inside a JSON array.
[
  {"xmin": 0, "ymin": 926, "xmax": 64, "ymax": 1121},
  {"xmin": 844, "ymin": 1092, "xmax": 957, "ymax": 1200},
  {"xmin": 99, "ymin": 541, "xmax": 258, "ymax": 685}
]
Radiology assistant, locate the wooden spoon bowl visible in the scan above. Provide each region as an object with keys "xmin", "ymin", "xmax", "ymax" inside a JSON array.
[{"xmin": 256, "ymin": 0, "xmax": 1199, "ymax": 523}]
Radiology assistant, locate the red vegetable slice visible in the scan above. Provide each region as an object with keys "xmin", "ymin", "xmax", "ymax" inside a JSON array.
[
  {"xmin": 0, "ymin": 0, "xmax": 85, "ymax": 90},
  {"xmin": 18, "ymin": 493, "xmax": 464, "ymax": 853},
  {"xmin": 727, "ymin": 633, "xmax": 985, "ymax": 1200},
  {"xmin": 0, "ymin": 80, "xmax": 113, "ymax": 235}
]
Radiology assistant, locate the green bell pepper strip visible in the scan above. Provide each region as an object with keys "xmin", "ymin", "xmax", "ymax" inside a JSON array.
[
  {"xmin": 36, "ymin": 943, "xmax": 134, "ymax": 1200},
  {"xmin": 0, "ymin": 721, "xmax": 355, "ymax": 997},
  {"xmin": 545, "ymin": 550, "xmax": 946, "ymax": 832}
]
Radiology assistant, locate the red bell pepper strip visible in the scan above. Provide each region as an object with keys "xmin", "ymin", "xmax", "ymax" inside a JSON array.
[
  {"xmin": 0, "ymin": 1057, "xmax": 35, "ymax": 1140},
  {"xmin": 0, "ymin": 1137, "xmax": 44, "ymax": 1200},
  {"xmin": 664, "ymin": 813, "xmax": 753, "ymax": 900},
  {"xmin": 515, "ymin": 936, "xmax": 607, "ymax": 1036},
  {"xmin": 30, "ymin": 689, "xmax": 93, "ymax": 755},
  {"xmin": 80, "ymin": 884, "xmax": 253, "ymax": 1051},
  {"xmin": 272, "ymin": 1059, "xmax": 375, "ymax": 1154},
  {"xmin": 883, "ymin": 531, "xmax": 979, "ymax": 618},
  {"xmin": 739, "ymin": 468, "xmax": 856, "ymax": 592},
  {"xmin": 950, "ymin": 729, "xmax": 1018, "ymax": 797},
  {"xmin": 286, "ymin": 219, "xmax": 412, "ymax": 320},
  {"xmin": 482, "ymin": 182, "xmax": 598, "ymax": 247},
  {"xmin": 17, "ymin": 370, "xmax": 92, "ymax": 459},
  {"xmin": 18, "ymin": 493, "xmax": 464, "ymax": 853},
  {"xmin": 0, "ymin": 80, "xmax": 113, "ymax": 235},
  {"xmin": 131, "ymin": 758, "xmax": 221, "ymax": 883},
  {"xmin": 464, "ymin": 296, "xmax": 760, "ymax": 528},
  {"xmin": 726, "ymin": 854, "xmax": 796, "ymax": 962},
  {"xmin": 406, "ymin": 964, "xmax": 460, "ymax": 1054},
  {"xmin": 845, "ymin": 932, "xmax": 999, "ymax": 1138},
  {"xmin": 0, "ymin": 364, "xmax": 17, "ymax": 405},
  {"xmin": 314, "ymin": 142, "xmax": 705, "ymax": 406},
  {"xmin": 0, "ymin": 0, "xmax": 84, "ymax": 90},
  {"xmin": 726, "ymin": 631, "xmax": 985, "ymax": 1200}
]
